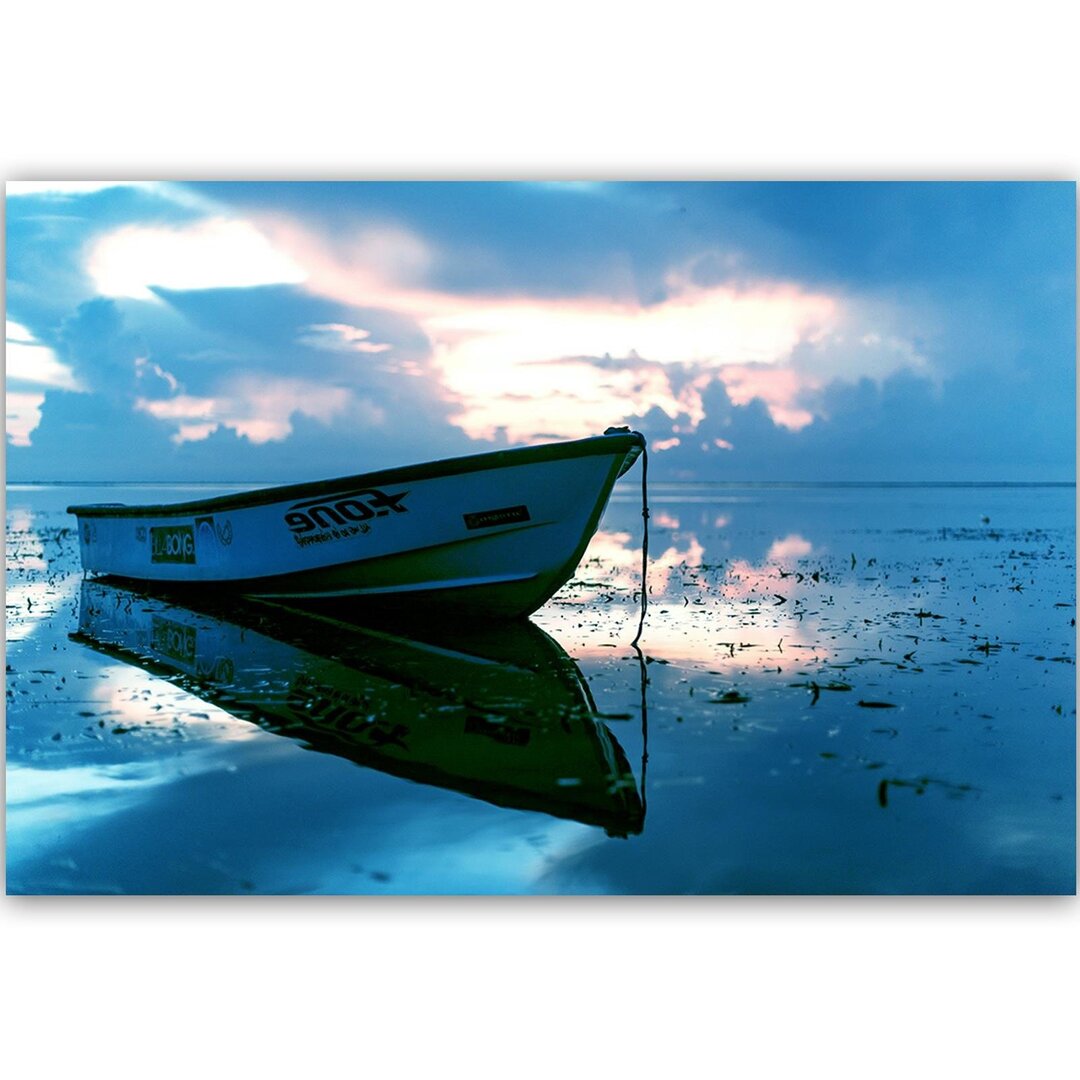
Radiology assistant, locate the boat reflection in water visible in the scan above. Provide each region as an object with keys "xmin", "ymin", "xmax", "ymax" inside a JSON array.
[{"xmin": 73, "ymin": 580, "xmax": 645, "ymax": 837}]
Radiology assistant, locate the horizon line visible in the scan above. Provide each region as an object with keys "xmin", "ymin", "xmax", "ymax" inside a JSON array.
[{"xmin": 6, "ymin": 478, "xmax": 1076, "ymax": 489}]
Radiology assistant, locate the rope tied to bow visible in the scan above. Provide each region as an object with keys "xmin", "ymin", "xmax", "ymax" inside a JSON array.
[{"xmin": 603, "ymin": 427, "xmax": 650, "ymax": 647}]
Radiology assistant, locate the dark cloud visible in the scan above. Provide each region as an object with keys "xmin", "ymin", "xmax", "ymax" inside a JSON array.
[
  {"xmin": 631, "ymin": 367, "xmax": 1075, "ymax": 482},
  {"xmin": 6, "ymin": 285, "xmax": 476, "ymax": 481},
  {"xmin": 186, "ymin": 181, "xmax": 709, "ymax": 302},
  {"xmin": 6, "ymin": 387, "xmax": 178, "ymax": 481},
  {"xmin": 148, "ymin": 284, "xmax": 432, "ymax": 373},
  {"xmin": 57, "ymin": 298, "xmax": 146, "ymax": 391},
  {"xmin": 6, "ymin": 384, "xmax": 478, "ymax": 484}
]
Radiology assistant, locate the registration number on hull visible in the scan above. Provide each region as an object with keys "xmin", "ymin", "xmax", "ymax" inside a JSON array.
[{"xmin": 151, "ymin": 525, "xmax": 196, "ymax": 564}]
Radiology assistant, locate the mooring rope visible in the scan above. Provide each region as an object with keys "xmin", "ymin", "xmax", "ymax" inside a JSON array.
[
  {"xmin": 604, "ymin": 427, "xmax": 650, "ymax": 819},
  {"xmin": 630, "ymin": 433, "xmax": 649, "ymax": 649},
  {"xmin": 633, "ymin": 635, "xmax": 649, "ymax": 822}
]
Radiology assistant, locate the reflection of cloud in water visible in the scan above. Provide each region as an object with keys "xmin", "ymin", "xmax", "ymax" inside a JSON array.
[
  {"xmin": 6, "ymin": 746, "xmax": 238, "ymax": 870},
  {"xmin": 84, "ymin": 664, "xmax": 267, "ymax": 744},
  {"xmin": 574, "ymin": 528, "xmax": 704, "ymax": 598},
  {"xmin": 6, "ymin": 665, "xmax": 277, "ymax": 878},
  {"xmin": 7, "ymin": 508, "xmax": 39, "ymax": 542},
  {"xmin": 553, "ymin": 528, "xmax": 838, "ymax": 663},
  {"xmin": 766, "ymin": 533, "xmax": 815, "ymax": 561},
  {"xmin": 327, "ymin": 814, "xmax": 605, "ymax": 895},
  {"xmin": 5, "ymin": 510, "xmax": 80, "ymax": 641}
]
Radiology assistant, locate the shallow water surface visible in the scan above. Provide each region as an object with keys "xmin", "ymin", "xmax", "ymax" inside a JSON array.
[{"xmin": 5, "ymin": 482, "xmax": 1075, "ymax": 893}]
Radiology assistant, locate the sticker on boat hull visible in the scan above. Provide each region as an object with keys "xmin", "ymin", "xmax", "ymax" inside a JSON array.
[
  {"xmin": 195, "ymin": 516, "xmax": 217, "ymax": 549},
  {"xmin": 189, "ymin": 514, "xmax": 234, "ymax": 548},
  {"xmin": 463, "ymin": 505, "xmax": 530, "ymax": 530},
  {"xmin": 283, "ymin": 487, "xmax": 409, "ymax": 546}
]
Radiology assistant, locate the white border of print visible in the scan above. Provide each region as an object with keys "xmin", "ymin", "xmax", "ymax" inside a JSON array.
[{"xmin": 3, "ymin": 4, "xmax": 1077, "ymax": 1079}]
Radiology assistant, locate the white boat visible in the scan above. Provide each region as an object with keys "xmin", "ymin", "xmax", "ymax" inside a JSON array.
[{"xmin": 68, "ymin": 429, "xmax": 645, "ymax": 619}]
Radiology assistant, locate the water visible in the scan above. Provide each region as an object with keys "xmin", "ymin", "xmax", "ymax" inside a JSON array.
[{"xmin": 5, "ymin": 482, "xmax": 1075, "ymax": 894}]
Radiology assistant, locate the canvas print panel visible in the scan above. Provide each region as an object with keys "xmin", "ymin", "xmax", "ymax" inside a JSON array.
[{"xmin": 5, "ymin": 181, "xmax": 1075, "ymax": 894}]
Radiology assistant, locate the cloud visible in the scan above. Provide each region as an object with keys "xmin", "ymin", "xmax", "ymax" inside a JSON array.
[
  {"xmin": 715, "ymin": 364, "xmax": 817, "ymax": 430},
  {"xmin": 5, "ymin": 182, "xmax": 1072, "ymax": 482},
  {"xmin": 6, "ymin": 180, "xmax": 159, "ymax": 198},
  {"xmin": 6, "ymin": 340, "xmax": 83, "ymax": 392},
  {"xmin": 120, "ymin": 284, "xmax": 461, "ymax": 448},
  {"xmin": 5, "ymin": 319, "xmax": 86, "ymax": 447},
  {"xmin": 134, "ymin": 357, "xmax": 180, "ymax": 393},
  {"xmin": 3, "ymin": 284, "xmax": 472, "ymax": 481},
  {"xmin": 344, "ymin": 225, "xmax": 433, "ymax": 286},
  {"xmin": 297, "ymin": 323, "xmax": 393, "ymax": 354},
  {"xmin": 6, "ymin": 391, "xmax": 46, "ymax": 447},
  {"xmin": 247, "ymin": 214, "xmax": 938, "ymax": 444},
  {"xmin": 135, "ymin": 375, "xmax": 358, "ymax": 444},
  {"xmin": 5, "ymin": 320, "xmax": 83, "ymax": 392},
  {"xmin": 55, "ymin": 298, "xmax": 146, "ymax": 392},
  {"xmin": 87, "ymin": 217, "xmax": 307, "ymax": 299}
]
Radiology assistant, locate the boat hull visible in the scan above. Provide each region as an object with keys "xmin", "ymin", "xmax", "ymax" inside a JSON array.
[{"xmin": 68, "ymin": 432, "xmax": 643, "ymax": 618}]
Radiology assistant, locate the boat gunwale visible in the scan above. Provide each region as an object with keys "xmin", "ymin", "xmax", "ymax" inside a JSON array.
[{"xmin": 66, "ymin": 432, "xmax": 644, "ymax": 519}]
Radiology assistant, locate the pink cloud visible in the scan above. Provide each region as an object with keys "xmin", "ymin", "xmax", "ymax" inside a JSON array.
[
  {"xmin": 6, "ymin": 391, "xmax": 46, "ymax": 447},
  {"xmin": 718, "ymin": 364, "xmax": 820, "ymax": 430},
  {"xmin": 137, "ymin": 394, "xmax": 217, "ymax": 420},
  {"xmin": 766, "ymin": 534, "xmax": 814, "ymax": 562},
  {"xmin": 241, "ymin": 215, "xmax": 934, "ymax": 445}
]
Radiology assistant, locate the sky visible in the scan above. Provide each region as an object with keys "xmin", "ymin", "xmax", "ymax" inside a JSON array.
[{"xmin": 4, "ymin": 180, "xmax": 1075, "ymax": 482}]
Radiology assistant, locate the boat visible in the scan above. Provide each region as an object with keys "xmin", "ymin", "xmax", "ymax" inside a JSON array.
[
  {"xmin": 68, "ymin": 429, "xmax": 645, "ymax": 619},
  {"xmin": 72, "ymin": 580, "xmax": 646, "ymax": 836}
]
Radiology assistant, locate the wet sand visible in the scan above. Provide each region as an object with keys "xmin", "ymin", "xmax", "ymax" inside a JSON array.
[{"xmin": 5, "ymin": 481, "xmax": 1075, "ymax": 894}]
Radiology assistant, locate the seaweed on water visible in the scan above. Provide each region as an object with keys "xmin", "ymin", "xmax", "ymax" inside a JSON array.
[{"xmin": 876, "ymin": 775, "xmax": 976, "ymax": 809}]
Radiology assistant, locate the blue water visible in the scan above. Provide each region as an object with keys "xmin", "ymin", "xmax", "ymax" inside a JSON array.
[{"xmin": 5, "ymin": 482, "xmax": 1075, "ymax": 893}]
